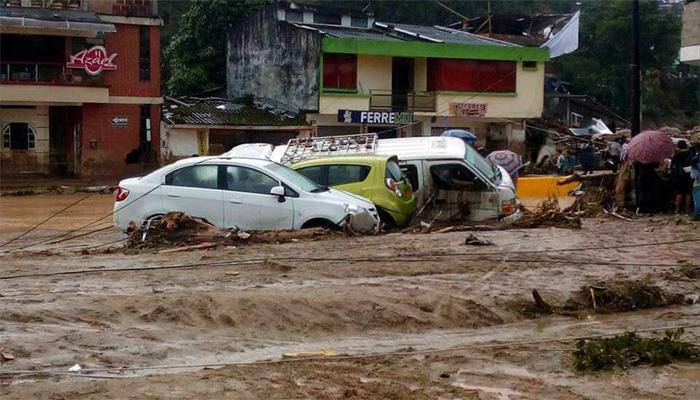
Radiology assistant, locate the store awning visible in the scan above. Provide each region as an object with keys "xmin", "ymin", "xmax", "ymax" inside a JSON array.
[{"xmin": 0, "ymin": 7, "xmax": 115, "ymax": 36}]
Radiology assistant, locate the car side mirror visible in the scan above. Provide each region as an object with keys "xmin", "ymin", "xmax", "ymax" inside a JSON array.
[{"xmin": 270, "ymin": 185, "xmax": 286, "ymax": 202}]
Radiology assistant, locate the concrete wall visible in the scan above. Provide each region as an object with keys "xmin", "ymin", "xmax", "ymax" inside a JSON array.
[
  {"xmin": 0, "ymin": 106, "xmax": 49, "ymax": 174},
  {"xmin": 227, "ymin": 6, "xmax": 322, "ymax": 111},
  {"xmin": 681, "ymin": 1, "xmax": 700, "ymax": 65}
]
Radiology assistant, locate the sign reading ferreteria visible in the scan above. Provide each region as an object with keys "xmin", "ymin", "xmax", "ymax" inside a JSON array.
[
  {"xmin": 67, "ymin": 45, "xmax": 117, "ymax": 76},
  {"xmin": 450, "ymin": 102, "xmax": 488, "ymax": 118},
  {"xmin": 338, "ymin": 110, "xmax": 414, "ymax": 125}
]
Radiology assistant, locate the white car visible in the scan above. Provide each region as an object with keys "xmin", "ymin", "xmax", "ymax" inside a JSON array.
[{"xmin": 113, "ymin": 157, "xmax": 379, "ymax": 231}]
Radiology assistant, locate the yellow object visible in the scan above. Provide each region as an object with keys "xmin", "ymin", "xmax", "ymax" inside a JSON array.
[
  {"xmin": 517, "ymin": 175, "xmax": 580, "ymax": 199},
  {"xmin": 282, "ymin": 349, "xmax": 337, "ymax": 358}
]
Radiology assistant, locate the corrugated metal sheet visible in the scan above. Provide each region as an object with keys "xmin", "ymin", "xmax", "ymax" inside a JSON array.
[
  {"xmin": 388, "ymin": 23, "xmax": 517, "ymax": 47},
  {"xmin": 164, "ymin": 98, "xmax": 308, "ymax": 127}
]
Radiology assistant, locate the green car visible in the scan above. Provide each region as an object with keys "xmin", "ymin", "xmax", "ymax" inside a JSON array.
[{"xmin": 292, "ymin": 155, "xmax": 416, "ymax": 227}]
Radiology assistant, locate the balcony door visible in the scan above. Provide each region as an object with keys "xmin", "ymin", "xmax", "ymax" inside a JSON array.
[{"xmin": 392, "ymin": 57, "xmax": 414, "ymax": 112}]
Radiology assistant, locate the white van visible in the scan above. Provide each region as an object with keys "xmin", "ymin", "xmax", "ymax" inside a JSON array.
[
  {"xmin": 223, "ymin": 135, "xmax": 521, "ymax": 223},
  {"xmin": 375, "ymin": 137, "xmax": 520, "ymax": 222}
]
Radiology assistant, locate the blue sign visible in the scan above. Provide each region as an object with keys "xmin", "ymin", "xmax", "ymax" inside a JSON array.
[{"xmin": 338, "ymin": 110, "xmax": 414, "ymax": 125}]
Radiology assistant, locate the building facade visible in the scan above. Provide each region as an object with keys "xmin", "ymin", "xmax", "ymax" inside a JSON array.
[
  {"xmin": 0, "ymin": 0, "xmax": 161, "ymax": 179},
  {"xmin": 228, "ymin": 2, "xmax": 549, "ymax": 155},
  {"xmin": 681, "ymin": 0, "xmax": 700, "ymax": 65}
]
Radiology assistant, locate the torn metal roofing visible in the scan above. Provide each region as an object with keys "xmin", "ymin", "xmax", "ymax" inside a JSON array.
[
  {"xmin": 0, "ymin": 6, "xmax": 116, "ymax": 33},
  {"xmin": 163, "ymin": 97, "xmax": 308, "ymax": 127},
  {"xmin": 293, "ymin": 21, "xmax": 518, "ymax": 47}
]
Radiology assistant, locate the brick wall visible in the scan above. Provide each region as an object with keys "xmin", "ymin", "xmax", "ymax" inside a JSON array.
[
  {"xmin": 111, "ymin": 0, "xmax": 155, "ymax": 17},
  {"xmin": 104, "ymin": 23, "xmax": 161, "ymax": 98},
  {"xmin": 81, "ymin": 103, "xmax": 160, "ymax": 178}
]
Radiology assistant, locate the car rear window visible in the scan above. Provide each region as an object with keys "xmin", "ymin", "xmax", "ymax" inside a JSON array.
[
  {"xmin": 328, "ymin": 165, "xmax": 371, "ymax": 186},
  {"xmin": 385, "ymin": 159, "xmax": 404, "ymax": 182},
  {"xmin": 165, "ymin": 165, "xmax": 219, "ymax": 189}
]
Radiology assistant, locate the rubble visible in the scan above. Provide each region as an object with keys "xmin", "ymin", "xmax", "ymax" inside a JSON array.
[
  {"xmin": 126, "ymin": 212, "xmax": 339, "ymax": 251},
  {"xmin": 513, "ymin": 198, "xmax": 582, "ymax": 229},
  {"xmin": 521, "ymin": 280, "xmax": 685, "ymax": 318}
]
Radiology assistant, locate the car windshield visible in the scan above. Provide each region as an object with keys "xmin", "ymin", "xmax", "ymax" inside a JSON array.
[
  {"xmin": 464, "ymin": 145, "xmax": 499, "ymax": 183},
  {"xmin": 265, "ymin": 162, "xmax": 326, "ymax": 192}
]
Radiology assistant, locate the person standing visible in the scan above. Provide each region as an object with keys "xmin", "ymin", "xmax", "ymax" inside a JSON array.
[
  {"xmin": 608, "ymin": 139, "xmax": 622, "ymax": 173},
  {"xmin": 579, "ymin": 141, "xmax": 595, "ymax": 175},
  {"xmin": 690, "ymin": 145, "xmax": 700, "ymax": 221},
  {"xmin": 670, "ymin": 140, "xmax": 693, "ymax": 214}
]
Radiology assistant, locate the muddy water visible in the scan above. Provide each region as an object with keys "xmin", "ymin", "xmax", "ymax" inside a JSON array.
[{"xmin": 0, "ymin": 193, "xmax": 114, "ymax": 233}]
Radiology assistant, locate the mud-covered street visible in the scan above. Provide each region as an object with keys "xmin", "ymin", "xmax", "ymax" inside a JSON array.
[{"xmin": 0, "ymin": 194, "xmax": 699, "ymax": 399}]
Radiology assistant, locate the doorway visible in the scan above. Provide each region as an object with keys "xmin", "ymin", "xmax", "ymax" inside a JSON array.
[
  {"xmin": 49, "ymin": 106, "xmax": 81, "ymax": 176},
  {"xmin": 392, "ymin": 57, "xmax": 414, "ymax": 111}
]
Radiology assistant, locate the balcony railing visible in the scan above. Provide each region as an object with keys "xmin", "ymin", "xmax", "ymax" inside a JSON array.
[
  {"xmin": 0, "ymin": 62, "xmax": 105, "ymax": 86},
  {"xmin": 369, "ymin": 90, "xmax": 436, "ymax": 112}
]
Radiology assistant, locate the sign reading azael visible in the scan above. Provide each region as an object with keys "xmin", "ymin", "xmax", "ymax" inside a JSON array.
[
  {"xmin": 338, "ymin": 110, "xmax": 414, "ymax": 125},
  {"xmin": 67, "ymin": 45, "xmax": 118, "ymax": 76}
]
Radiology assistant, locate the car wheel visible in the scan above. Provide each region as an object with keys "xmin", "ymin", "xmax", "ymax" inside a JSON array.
[{"xmin": 377, "ymin": 209, "xmax": 396, "ymax": 230}]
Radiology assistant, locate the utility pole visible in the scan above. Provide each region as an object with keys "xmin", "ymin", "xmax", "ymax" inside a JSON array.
[{"xmin": 630, "ymin": 0, "xmax": 641, "ymax": 136}]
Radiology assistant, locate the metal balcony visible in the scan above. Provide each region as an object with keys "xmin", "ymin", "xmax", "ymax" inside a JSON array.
[
  {"xmin": 369, "ymin": 89, "xmax": 436, "ymax": 112},
  {"xmin": 0, "ymin": 62, "xmax": 104, "ymax": 86}
]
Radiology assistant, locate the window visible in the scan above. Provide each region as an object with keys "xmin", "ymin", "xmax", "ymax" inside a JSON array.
[
  {"xmin": 385, "ymin": 160, "xmax": 404, "ymax": 182},
  {"xmin": 139, "ymin": 26, "xmax": 150, "ymax": 81},
  {"xmin": 430, "ymin": 164, "xmax": 479, "ymax": 191},
  {"xmin": 166, "ymin": 165, "xmax": 219, "ymax": 189},
  {"xmin": 328, "ymin": 165, "xmax": 371, "ymax": 186},
  {"xmin": 522, "ymin": 61, "xmax": 537, "ymax": 70},
  {"xmin": 323, "ymin": 53, "xmax": 357, "ymax": 90},
  {"xmin": 400, "ymin": 164, "xmax": 420, "ymax": 191},
  {"xmin": 226, "ymin": 165, "xmax": 279, "ymax": 195},
  {"xmin": 296, "ymin": 165, "xmax": 324, "ymax": 184},
  {"xmin": 2, "ymin": 123, "xmax": 36, "ymax": 150},
  {"xmin": 351, "ymin": 16, "xmax": 368, "ymax": 28},
  {"xmin": 266, "ymin": 162, "xmax": 325, "ymax": 193},
  {"xmin": 285, "ymin": 10, "xmax": 303, "ymax": 22},
  {"xmin": 140, "ymin": 104, "xmax": 151, "ymax": 144},
  {"xmin": 314, "ymin": 14, "xmax": 341, "ymax": 25},
  {"xmin": 427, "ymin": 58, "xmax": 516, "ymax": 93}
]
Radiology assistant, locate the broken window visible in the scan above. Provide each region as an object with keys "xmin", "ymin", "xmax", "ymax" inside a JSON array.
[
  {"xmin": 429, "ymin": 164, "xmax": 485, "ymax": 191},
  {"xmin": 2, "ymin": 122, "xmax": 36, "ymax": 150},
  {"xmin": 400, "ymin": 164, "xmax": 420, "ymax": 191},
  {"xmin": 323, "ymin": 53, "xmax": 357, "ymax": 90}
]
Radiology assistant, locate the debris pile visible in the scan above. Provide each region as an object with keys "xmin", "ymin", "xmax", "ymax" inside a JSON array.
[
  {"xmin": 573, "ymin": 329, "xmax": 699, "ymax": 371},
  {"xmin": 513, "ymin": 197, "xmax": 582, "ymax": 229},
  {"xmin": 520, "ymin": 280, "xmax": 685, "ymax": 318},
  {"xmin": 126, "ymin": 212, "xmax": 336, "ymax": 251}
]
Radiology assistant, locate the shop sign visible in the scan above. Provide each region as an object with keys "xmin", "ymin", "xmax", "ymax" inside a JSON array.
[
  {"xmin": 67, "ymin": 45, "xmax": 118, "ymax": 76},
  {"xmin": 338, "ymin": 110, "xmax": 414, "ymax": 125},
  {"xmin": 197, "ymin": 131, "xmax": 208, "ymax": 155},
  {"xmin": 451, "ymin": 102, "xmax": 488, "ymax": 118},
  {"xmin": 111, "ymin": 117, "xmax": 128, "ymax": 127}
]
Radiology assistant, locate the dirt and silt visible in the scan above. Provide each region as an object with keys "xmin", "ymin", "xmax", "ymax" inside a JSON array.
[{"xmin": 0, "ymin": 194, "xmax": 699, "ymax": 399}]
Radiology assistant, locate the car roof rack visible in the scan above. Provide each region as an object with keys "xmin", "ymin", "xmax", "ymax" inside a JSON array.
[{"xmin": 280, "ymin": 133, "xmax": 379, "ymax": 164}]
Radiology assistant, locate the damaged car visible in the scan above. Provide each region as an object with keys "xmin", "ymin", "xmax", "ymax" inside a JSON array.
[{"xmin": 113, "ymin": 157, "xmax": 380, "ymax": 232}]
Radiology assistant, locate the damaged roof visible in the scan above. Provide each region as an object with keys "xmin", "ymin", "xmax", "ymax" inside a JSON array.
[
  {"xmin": 163, "ymin": 97, "xmax": 308, "ymax": 127},
  {"xmin": 293, "ymin": 21, "xmax": 516, "ymax": 47},
  {"xmin": 458, "ymin": 13, "xmax": 576, "ymax": 46}
]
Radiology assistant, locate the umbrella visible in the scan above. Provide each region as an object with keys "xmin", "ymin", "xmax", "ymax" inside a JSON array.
[
  {"xmin": 628, "ymin": 130, "xmax": 674, "ymax": 164},
  {"xmin": 487, "ymin": 150, "xmax": 522, "ymax": 177},
  {"xmin": 442, "ymin": 129, "xmax": 477, "ymax": 145}
]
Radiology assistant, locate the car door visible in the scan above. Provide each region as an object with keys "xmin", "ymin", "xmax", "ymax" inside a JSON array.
[
  {"xmin": 223, "ymin": 165, "xmax": 294, "ymax": 230},
  {"xmin": 161, "ymin": 164, "xmax": 225, "ymax": 226}
]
